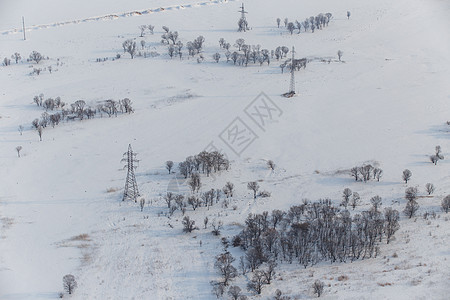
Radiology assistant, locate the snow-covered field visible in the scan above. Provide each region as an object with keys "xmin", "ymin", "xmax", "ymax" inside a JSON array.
[{"xmin": 1, "ymin": 0, "xmax": 449, "ymax": 298}]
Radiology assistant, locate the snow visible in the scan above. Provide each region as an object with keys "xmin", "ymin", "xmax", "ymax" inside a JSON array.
[{"xmin": 1, "ymin": 0, "xmax": 450, "ymax": 298}]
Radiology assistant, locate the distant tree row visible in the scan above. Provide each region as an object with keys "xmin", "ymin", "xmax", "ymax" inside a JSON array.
[
  {"xmin": 277, "ymin": 13, "xmax": 333, "ymax": 34},
  {"xmin": 350, "ymin": 164, "xmax": 383, "ymax": 182},
  {"xmin": 177, "ymin": 151, "xmax": 229, "ymax": 178}
]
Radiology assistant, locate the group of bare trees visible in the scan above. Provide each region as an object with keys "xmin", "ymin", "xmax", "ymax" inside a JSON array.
[
  {"xmin": 277, "ymin": 13, "xmax": 332, "ymax": 35},
  {"xmin": 430, "ymin": 145, "xmax": 444, "ymax": 165},
  {"xmin": 350, "ymin": 164, "xmax": 383, "ymax": 182},
  {"xmin": 233, "ymin": 199, "xmax": 400, "ymax": 272},
  {"xmin": 177, "ymin": 151, "xmax": 229, "ymax": 178},
  {"xmin": 3, "ymin": 51, "xmax": 46, "ymax": 67},
  {"xmin": 30, "ymin": 94, "xmax": 134, "ymax": 140}
]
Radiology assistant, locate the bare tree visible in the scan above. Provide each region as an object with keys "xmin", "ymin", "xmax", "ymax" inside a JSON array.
[
  {"xmin": 228, "ymin": 285, "xmax": 242, "ymax": 300},
  {"xmin": 140, "ymin": 40, "xmax": 146, "ymax": 49},
  {"xmin": 62, "ymin": 274, "xmax": 77, "ymax": 294},
  {"xmin": 384, "ymin": 208, "xmax": 400, "ymax": 243},
  {"xmin": 405, "ymin": 187, "xmax": 418, "ymax": 202},
  {"xmin": 147, "ymin": 25, "xmax": 155, "ymax": 34},
  {"xmin": 12, "ymin": 52, "xmax": 21, "ymax": 63},
  {"xmin": 18, "ymin": 125, "xmax": 23, "ymax": 135},
  {"xmin": 442, "ymin": 195, "xmax": 450, "ymax": 213},
  {"xmin": 235, "ymin": 38, "xmax": 245, "ymax": 51},
  {"xmin": 182, "ymin": 216, "xmax": 198, "ymax": 233},
  {"xmin": 139, "ymin": 25, "xmax": 147, "ymax": 37},
  {"xmin": 122, "ymin": 39, "xmax": 137, "ymax": 59},
  {"xmin": 139, "ymin": 198, "xmax": 145, "ymax": 211},
  {"xmin": 204, "ymin": 216, "xmax": 209, "ymax": 229},
  {"xmin": 16, "ymin": 146, "xmax": 22, "ymax": 157},
  {"xmin": 166, "ymin": 161, "xmax": 174, "ymax": 174},
  {"xmin": 262, "ymin": 261, "xmax": 277, "ymax": 284},
  {"xmin": 370, "ymin": 195, "xmax": 382, "ymax": 212},
  {"xmin": 188, "ymin": 173, "xmax": 201, "ymax": 193},
  {"xmin": 347, "ymin": 11, "xmax": 351, "ymax": 19},
  {"xmin": 267, "ymin": 160, "xmax": 275, "ymax": 170},
  {"xmin": 247, "ymin": 182, "xmax": 260, "ymax": 200},
  {"xmin": 425, "ymin": 183, "xmax": 435, "ymax": 195},
  {"xmin": 247, "ymin": 270, "xmax": 266, "ymax": 295},
  {"xmin": 212, "ymin": 220, "xmax": 223, "ymax": 236},
  {"xmin": 350, "ymin": 167, "xmax": 359, "ymax": 181},
  {"xmin": 213, "ymin": 53, "xmax": 221, "ymax": 63},
  {"xmin": 223, "ymin": 182, "xmax": 234, "ymax": 198},
  {"xmin": 164, "ymin": 192, "xmax": 175, "ymax": 208},
  {"xmin": 215, "ymin": 252, "xmax": 237, "ymax": 286},
  {"xmin": 350, "ymin": 192, "xmax": 360, "ymax": 210},
  {"xmin": 29, "ymin": 51, "xmax": 43, "ymax": 64},
  {"xmin": 284, "ymin": 18, "xmax": 288, "ymax": 27},
  {"xmin": 404, "ymin": 200, "xmax": 419, "ymax": 218},
  {"xmin": 402, "ymin": 169, "xmax": 412, "ymax": 184},
  {"xmin": 276, "ymin": 18, "xmax": 281, "ymax": 28},
  {"xmin": 211, "ymin": 281, "xmax": 225, "ymax": 298},
  {"xmin": 313, "ymin": 280, "xmax": 324, "ymax": 297},
  {"xmin": 37, "ymin": 126, "xmax": 43, "ymax": 141},
  {"xmin": 337, "ymin": 50, "xmax": 343, "ymax": 61},
  {"xmin": 341, "ymin": 188, "xmax": 352, "ymax": 208},
  {"xmin": 287, "ymin": 22, "xmax": 295, "ymax": 34}
]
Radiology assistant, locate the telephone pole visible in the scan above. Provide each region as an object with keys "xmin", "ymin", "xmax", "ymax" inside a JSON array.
[
  {"xmin": 122, "ymin": 144, "xmax": 139, "ymax": 202},
  {"xmin": 22, "ymin": 17, "xmax": 26, "ymax": 40}
]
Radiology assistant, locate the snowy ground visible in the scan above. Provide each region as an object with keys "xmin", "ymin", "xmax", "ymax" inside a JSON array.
[{"xmin": 1, "ymin": 0, "xmax": 450, "ymax": 299}]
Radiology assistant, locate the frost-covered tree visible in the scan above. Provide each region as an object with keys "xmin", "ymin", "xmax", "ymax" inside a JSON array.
[
  {"xmin": 276, "ymin": 18, "xmax": 281, "ymax": 28},
  {"xmin": 341, "ymin": 188, "xmax": 352, "ymax": 208},
  {"xmin": 139, "ymin": 25, "xmax": 147, "ymax": 37},
  {"xmin": 442, "ymin": 195, "xmax": 450, "ymax": 213},
  {"xmin": 247, "ymin": 270, "xmax": 266, "ymax": 295},
  {"xmin": 63, "ymin": 274, "xmax": 77, "ymax": 295},
  {"xmin": 166, "ymin": 161, "xmax": 174, "ymax": 174},
  {"xmin": 182, "ymin": 216, "xmax": 198, "ymax": 233},
  {"xmin": 405, "ymin": 187, "xmax": 418, "ymax": 202},
  {"xmin": 337, "ymin": 50, "xmax": 343, "ymax": 61},
  {"xmin": 147, "ymin": 25, "xmax": 155, "ymax": 34},
  {"xmin": 215, "ymin": 252, "xmax": 237, "ymax": 286},
  {"xmin": 384, "ymin": 208, "xmax": 400, "ymax": 243},
  {"xmin": 370, "ymin": 195, "xmax": 382, "ymax": 212},
  {"xmin": 29, "ymin": 51, "xmax": 43, "ymax": 64},
  {"xmin": 313, "ymin": 280, "xmax": 324, "ymax": 297},
  {"xmin": 16, "ymin": 146, "xmax": 22, "ymax": 157},
  {"xmin": 235, "ymin": 38, "xmax": 245, "ymax": 51},
  {"xmin": 12, "ymin": 52, "xmax": 21, "ymax": 63},
  {"xmin": 228, "ymin": 285, "xmax": 242, "ymax": 300},
  {"xmin": 247, "ymin": 182, "xmax": 260, "ymax": 200},
  {"xmin": 287, "ymin": 22, "xmax": 295, "ymax": 35},
  {"xmin": 164, "ymin": 192, "xmax": 175, "ymax": 208},
  {"xmin": 122, "ymin": 39, "xmax": 137, "ymax": 59},
  {"xmin": 425, "ymin": 183, "xmax": 435, "ymax": 195},
  {"xmin": 402, "ymin": 169, "xmax": 412, "ymax": 184},
  {"xmin": 404, "ymin": 200, "xmax": 419, "ymax": 218},
  {"xmin": 213, "ymin": 52, "xmax": 221, "ymax": 63}
]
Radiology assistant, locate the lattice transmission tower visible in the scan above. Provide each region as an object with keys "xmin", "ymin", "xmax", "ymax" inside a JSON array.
[
  {"xmin": 283, "ymin": 46, "xmax": 296, "ymax": 98},
  {"xmin": 122, "ymin": 144, "xmax": 139, "ymax": 202}
]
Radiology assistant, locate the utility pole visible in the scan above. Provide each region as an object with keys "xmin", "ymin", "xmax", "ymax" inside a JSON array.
[
  {"xmin": 22, "ymin": 17, "xmax": 26, "ymax": 40},
  {"xmin": 122, "ymin": 144, "xmax": 139, "ymax": 202},
  {"xmin": 238, "ymin": 3, "xmax": 249, "ymax": 32},
  {"xmin": 283, "ymin": 46, "xmax": 296, "ymax": 97}
]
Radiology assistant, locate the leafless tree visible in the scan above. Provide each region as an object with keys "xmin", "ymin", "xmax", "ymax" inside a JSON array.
[
  {"xmin": 139, "ymin": 25, "xmax": 147, "ymax": 37},
  {"xmin": 267, "ymin": 160, "xmax": 275, "ymax": 170},
  {"xmin": 63, "ymin": 274, "xmax": 77, "ymax": 294},
  {"xmin": 147, "ymin": 25, "xmax": 155, "ymax": 34},
  {"xmin": 203, "ymin": 216, "xmax": 209, "ymax": 229},
  {"xmin": 313, "ymin": 280, "xmax": 324, "ymax": 297},
  {"xmin": 18, "ymin": 125, "xmax": 23, "ymax": 135},
  {"xmin": 404, "ymin": 200, "xmax": 419, "ymax": 218},
  {"xmin": 211, "ymin": 281, "xmax": 225, "ymax": 298},
  {"xmin": 341, "ymin": 188, "xmax": 352, "ymax": 208},
  {"xmin": 350, "ymin": 167, "xmax": 359, "ymax": 181},
  {"xmin": 188, "ymin": 173, "xmax": 201, "ymax": 193},
  {"xmin": 262, "ymin": 261, "xmax": 277, "ymax": 284},
  {"xmin": 284, "ymin": 18, "xmax": 288, "ymax": 27},
  {"xmin": 337, "ymin": 50, "xmax": 343, "ymax": 61},
  {"xmin": 122, "ymin": 39, "xmax": 137, "ymax": 59},
  {"xmin": 276, "ymin": 18, "xmax": 281, "ymax": 28},
  {"xmin": 235, "ymin": 38, "xmax": 245, "ymax": 51},
  {"xmin": 247, "ymin": 182, "xmax": 260, "ymax": 200},
  {"xmin": 370, "ymin": 195, "xmax": 382, "ymax": 212},
  {"xmin": 223, "ymin": 182, "xmax": 234, "ymax": 198},
  {"xmin": 384, "ymin": 208, "xmax": 399, "ymax": 243},
  {"xmin": 425, "ymin": 183, "xmax": 435, "ymax": 195},
  {"xmin": 16, "ymin": 146, "xmax": 22, "ymax": 157},
  {"xmin": 287, "ymin": 22, "xmax": 295, "ymax": 34},
  {"xmin": 213, "ymin": 52, "xmax": 221, "ymax": 63},
  {"xmin": 182, "ymin": 216, "xmax": 198, "ymax": 233},
  {"xmin": 347, "ymin": 11, "xmax": 351, "ymax": 19},
  {"xmin": 37, "ymin": 126, "xmax": 43, "ymax": 141},
  {"xmin": 247, "ymin": 270, "xmax": 266, "ymax": 295},
  {"xmin": 350, "ymin": 192, "xmax": 360, "ymax": 210},
  {"xmin": 166, "ymin": 161, "xmax": 174, "ymax": 174},
  {"xmin": 140, "ymin": 40, "xmax": 146, "ymax": 49},
  {"xmin": 12, "ymin": 52, "xmax": 21, "ymax": 63},
  {"xmin": 164, "ymin": 192, "xmax": 175, "ymax": 208},
  {"xmin": 402, "ymin": 169, "xmax": 412, "ymax": 184},
  {"xmin": 215, "ymin": 252, "xmax": 237, "ymax": 286},
  {"xmin": 212, "ymin": 220, "xmax": 223, "ymax": 236},
  {"xmin": 139, "ymin": 198, "xmax": 145, "ymax": 211},
  {"xmin": 405, "ymin": 187, "xmax": 418, "ymax": 202},
  {"xmin": 187, "ymin": 196, "xmax": 201, "ymax": 210},
  {"xmin": 29, "ymin": 51, "xmax": 43, "ymax": 64},
  {"xmin": 228, "ymin": 285, "xmax": 242, "ymax": 300},
  {"xmin": 442, "ymin": 195, "xmax": 450, "ymax": 213}
]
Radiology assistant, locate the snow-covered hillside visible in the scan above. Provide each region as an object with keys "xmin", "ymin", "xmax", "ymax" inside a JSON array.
[{"xmin": 1, "ymin": 0, "xmax": 449, "ymax": 299}]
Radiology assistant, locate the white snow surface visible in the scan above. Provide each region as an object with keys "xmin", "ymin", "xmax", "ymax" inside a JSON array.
[{"xmin": 1, "ymin": 0, "xmax": 450, "ymax": 299}]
